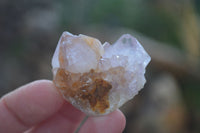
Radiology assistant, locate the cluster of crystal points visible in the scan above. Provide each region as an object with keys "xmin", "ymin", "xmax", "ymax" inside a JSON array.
[{"xmin": 52, "ymin": 32, "xmax": 151, "ymax": 116}]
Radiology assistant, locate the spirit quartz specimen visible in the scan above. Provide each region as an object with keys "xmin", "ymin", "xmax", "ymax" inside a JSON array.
[{"xmin": 52, "ymin": 32, "xmax": 151, "ymax": 116}]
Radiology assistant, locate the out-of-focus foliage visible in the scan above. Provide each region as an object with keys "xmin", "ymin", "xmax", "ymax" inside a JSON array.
[{"xmin": 58, "ymin": 0, "xmax": 180, "ymax": 47}]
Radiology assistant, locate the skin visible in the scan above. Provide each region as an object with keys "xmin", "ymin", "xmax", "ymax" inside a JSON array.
[{"xmin": 0, "ymin": 80, "xmax": 126, "ymax": 133}]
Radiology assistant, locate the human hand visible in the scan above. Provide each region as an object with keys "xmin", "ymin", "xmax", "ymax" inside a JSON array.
[{"xmin": 0, "ymin": 80, "xmax": 126, "ymax": 133}]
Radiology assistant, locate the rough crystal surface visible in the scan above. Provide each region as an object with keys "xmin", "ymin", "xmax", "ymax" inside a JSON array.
[{"xmin": 52, "ymin": 32, "xmax": 151, "ymax": 116}]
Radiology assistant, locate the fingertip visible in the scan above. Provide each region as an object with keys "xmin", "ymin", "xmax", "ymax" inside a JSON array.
[
  {"xmin": 103, "ymin": 109, "xmax": 126, "ymax": 133},
  {"xmin": 79, "ymin": 110, "xmax": 126, "ymax": 133},
  {"xmin": 116, "ymin": 109, "xmax": 126, "ymax": 132}
]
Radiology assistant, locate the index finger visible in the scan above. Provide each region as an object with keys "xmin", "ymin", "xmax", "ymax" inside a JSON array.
[{"xmin": 0, "ymin": 80, "xmax": 64, "ymax": 133}]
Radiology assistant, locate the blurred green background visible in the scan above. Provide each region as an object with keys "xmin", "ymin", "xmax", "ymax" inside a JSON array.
[{"xmin": 0, "ymin": 0, "xmax": 200, "ymax": 132}]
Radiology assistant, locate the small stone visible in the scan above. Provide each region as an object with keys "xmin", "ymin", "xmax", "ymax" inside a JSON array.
[{"xmin": 52, "ymin": 32, "xmax": 151, "ymax": 116}]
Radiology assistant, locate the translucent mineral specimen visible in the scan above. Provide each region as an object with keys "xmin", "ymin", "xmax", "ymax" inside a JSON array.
[{"xmin": 52, "ymin": 32, "xmax": 151, "ymax": 116}]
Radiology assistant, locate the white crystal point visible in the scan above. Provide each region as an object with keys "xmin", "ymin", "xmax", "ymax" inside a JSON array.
[
  {"xmin": 52, "ymin": 32, "xmax": 151, "ymax": 116},
  {"xmin": 52, "ymin": 32, "xmax": 104, "ymax": 73},
  {"xmin": 100, "ymin": 34, "xmax": 151, "ymax": 108}
]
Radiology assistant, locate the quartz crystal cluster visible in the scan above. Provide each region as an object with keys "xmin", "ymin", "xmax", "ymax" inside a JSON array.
[{"xmin": 52, "ymin": 32, "xmax": 151, "ymax": 116}]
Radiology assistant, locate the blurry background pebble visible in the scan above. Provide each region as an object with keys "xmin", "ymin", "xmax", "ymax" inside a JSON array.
[{"xmin": 0, "ymin": 0, "xmax": 199, "ymax": 133}]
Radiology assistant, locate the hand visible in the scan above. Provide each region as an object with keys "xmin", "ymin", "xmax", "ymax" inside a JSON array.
[{"xmin": 0, "ymin": 80, "xmax": 126, "ymax": 133}]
